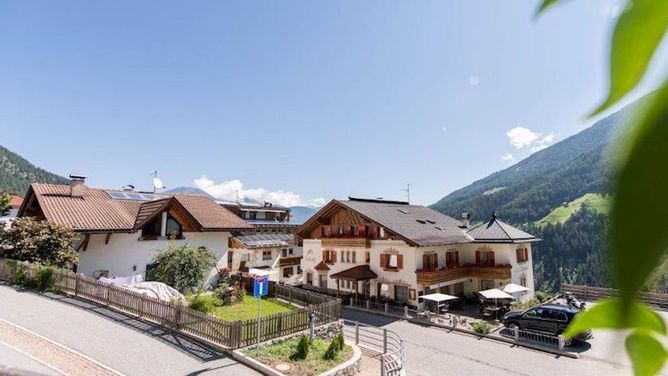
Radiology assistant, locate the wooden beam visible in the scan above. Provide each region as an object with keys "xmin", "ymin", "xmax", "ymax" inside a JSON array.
[
  {"xmin": 79, "ymin": 234, "xmax": 90, "ymax": 252},
  {"xmin": 105, "ymin": 233, "xmax": 112, "ymax": 245}
]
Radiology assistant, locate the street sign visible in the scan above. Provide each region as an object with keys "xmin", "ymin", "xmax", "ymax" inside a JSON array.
[{"xmin": 253, "ymin": 276, "xmax": 269, "ymax": 297}]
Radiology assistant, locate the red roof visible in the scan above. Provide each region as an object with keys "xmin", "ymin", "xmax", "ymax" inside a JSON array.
[
  {"xmin": 9, "ymin": 195, "xmax": 23, "ymax": 208},
  {"xmin": 20, "ymin": 183, "xmax": 253, "ymax": 233}
]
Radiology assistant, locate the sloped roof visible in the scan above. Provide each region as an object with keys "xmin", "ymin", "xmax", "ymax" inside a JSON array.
[
  {"xmin": 19, "ymin": 183, "xmax": 252, "ymax": 233},
  {"xmin": 314, "ymin": 261, "xmax": 331, "ymax": 271},
  {"xmin": 9, "ymin": 195, "xmax": 23, "ymax": 208},
  {"xmin": 330, "ymin": 265, "xmax": 378, "ymax": 281},
  {"xmin": 234, "ymin": 234, "xmax": 294, "ymax": 249},
  {"xmin": 466, "ymin": 217, "xmax": 540, "ymax": 243},
  {"xmin": 336, "ymin": 199, "xmax": 472, "ymax": 246}
]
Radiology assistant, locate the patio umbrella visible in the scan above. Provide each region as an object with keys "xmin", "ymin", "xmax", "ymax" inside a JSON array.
[
  {"xmin": 502, "ymin": 283, "xmax": 529, "ymax": 301},
  {"xmin": 479, "ymin": 288, "xmax": 515, "ymax": 305},
  {"xmin": 419, "ymin": 293, "xmax": 458, "ymax": 313}
]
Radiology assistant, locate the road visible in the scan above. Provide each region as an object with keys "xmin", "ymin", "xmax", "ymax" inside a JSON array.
[
  {"xmin": 343, "ymin": 309, "xmax": 662, "ymax": 376},
  {"xmin": 0, "ymin": 283, "xmax": 259, "ymax": 376}
]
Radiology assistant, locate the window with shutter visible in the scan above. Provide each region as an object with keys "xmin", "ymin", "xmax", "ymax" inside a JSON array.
[
  {"xmin": 397, "ymin": 255, "xmax": 403, "ymax": 269},
  {"xmin": 489, "ymin": 251, "xmax": 495, "ymax": 266},
  {"xmin": 352, "ymin": 251, "xmax": 356, "ymax": 263},
  {"xmin": 475, "ymin": 251, "xmax": 481, "ymax": 265},
  {"xmin": 332, "ymin": 250, "xmax": 337, "ymax": 264}
]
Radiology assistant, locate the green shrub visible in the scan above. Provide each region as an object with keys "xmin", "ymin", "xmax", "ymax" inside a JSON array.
[
  {"xmin": 333, "ymin": 331, "xmax": 345, "ymax": 351},
  {"xmin": 472, "ymin": 321, "xmax": 493, "ymax": 334},
  {"xmin": 535, "ymin": 291, "xmax": 550, "ymax": 302},
  {"xmin": 151, "ymin": 244, "xmax": 217, "ymax": 292},
  {"xmin": 187, "ymin": 294, "xmax": 219, "ymax": 313},
  {"xmin": 35, "ymin": 266, "xmax": 54, "ymax": 291},
  {"xmin": 291, "ymin": 335, "xmax": 310, "ymax": 360},
  {"xmin": 323, "ymin": 339, "xmax": 340, "ymax": 360}
]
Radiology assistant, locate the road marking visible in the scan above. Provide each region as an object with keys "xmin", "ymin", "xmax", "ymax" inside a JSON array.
[
  {"xmin": 0, "ymin": 318, "xmax": 127, "ymax": 376},
  {"xmin": 0, "ymin": 338, "xmax": 67, "ymax": 375}
]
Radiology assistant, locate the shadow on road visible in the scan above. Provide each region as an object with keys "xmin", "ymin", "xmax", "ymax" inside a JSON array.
[{"xmin": 4, "ymin": 283, "xmax": 225, "ymax": 363}]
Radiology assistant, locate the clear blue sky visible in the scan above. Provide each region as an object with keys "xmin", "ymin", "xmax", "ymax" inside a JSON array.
[{"xmin": 1, "ymin": 0, "xmax": 664, "ymax": 206}]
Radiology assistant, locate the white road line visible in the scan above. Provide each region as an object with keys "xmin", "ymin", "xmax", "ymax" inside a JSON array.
[{"xmin": 0, "ymin": 338, "xmax": 67, "ymax": 375}]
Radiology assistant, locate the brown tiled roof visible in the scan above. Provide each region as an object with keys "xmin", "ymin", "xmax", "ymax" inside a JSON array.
[
  {"xmin": 314, "ymin": 261, "xmax": 331, "ymax": 272},
  {"xmin": 21, "ymin": 183, "xmax": 252, "ymax": 233},
  {"xmin": 330, "ymin": 265, "xmax": 377, "ymax": 281},
  {"xmin": 134, "ymin": 198, "xmax": 171, "ymax": 229},
  {"xmin": 9, "ymin": 195, "xmax": 23, "ymax": 208}
]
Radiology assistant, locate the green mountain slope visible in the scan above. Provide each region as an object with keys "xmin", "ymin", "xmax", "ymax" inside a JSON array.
[
  {"xmin": 538, "ymin": 193, "xmax": 610, "ymax": 226},
  {"xmin": 0, "ymin": 145, "xmax": 68, "ymax": 195}
]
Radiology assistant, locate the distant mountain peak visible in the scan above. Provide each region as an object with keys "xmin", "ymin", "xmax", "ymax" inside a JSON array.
[{"xmin": 0, "ymin": 145, "xmax": 68, "ymax": 195}]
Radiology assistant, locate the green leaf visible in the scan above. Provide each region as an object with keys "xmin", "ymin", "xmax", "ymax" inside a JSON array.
[
  {"xmin": 535, "ymin": 0, "xmax": 567, "ymax": 17},
  {"xmin": 611, "ymin": 80, "xmax": 668, "ymax": 305},
  {"xmin": 592, "ymin": 0, "xmax": 668, "ymax": 115},
  {"xmin": 626, "ymin": 331, "xmax": 667, "ymax": 376},
  {"xmin": 564, "ymin": 299, "xmax": 666, "ymax": 338}
]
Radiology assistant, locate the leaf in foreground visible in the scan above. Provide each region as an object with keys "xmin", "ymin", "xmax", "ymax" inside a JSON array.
[
  {"xmin": 564, "ymin": 299, "xmax": 666, "ymax": 338},
  {"xmin": 626, "ymin": 331, "xmax": 668, "ymax": 376},
  {"xmin": 592, "ymin": 0, "xmax": 668, "ymax": 115},
  {"xmin": 610, "ymin": 80, "xmax": 668, "ymax": 305},
  {"xmin": 535, "ymin": 0, "xmax": 567, "ymax": 17}
]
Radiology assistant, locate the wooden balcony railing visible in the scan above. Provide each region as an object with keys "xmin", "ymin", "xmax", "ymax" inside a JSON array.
[
  {"xmin": 321, "ymin": 238, "xmax": 371, "ymax": 248},
  {"xmin": 278, "ymin": 255, "xmax": 303, "ymax": 267},
  {"xmin": 416, "ymin": 264, "xmax": 512, "ymax": 286}
]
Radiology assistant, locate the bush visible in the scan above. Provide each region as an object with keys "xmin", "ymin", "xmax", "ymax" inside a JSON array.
[
  {"xmin": 187, "ymin": 294, "xmax": 219, "ymax": 313},
  {"xmin": 333, "ymin": 331, "xmax": 345, "ymax": 351},
  {"xmin": 35, "ymin": 266, "xmax": 54, "ymax": 291},
  {"xmin": 472, "ymin": 321, "xmax": 493, "ymax": 334},
  {"xmin": 151, "ymin": 244, "xmax": 217, "ymax": 292},
  {"xmin": 323, "ymin": 331, "xmax": 345, "ymax": 360},
  {"xmin": 291, "ymin": 335, "xmax": 310, "ymax": 361},
  {"xmin": 535, "ymin": 291, "xmax": 551, "ymax": 302},
  {"xmin": 0, "ymin": 217, "xmax": 78, "ymax": 268}
]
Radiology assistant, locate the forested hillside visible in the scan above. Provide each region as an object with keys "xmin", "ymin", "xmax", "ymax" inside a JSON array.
[{"xmin": 0, "ymin": 145, "xmax": 67, "ymax": 195}]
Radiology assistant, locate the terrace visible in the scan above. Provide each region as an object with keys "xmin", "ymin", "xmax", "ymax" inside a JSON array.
[{"xmin": 416, "ymin": 264, "xmax": 512, "ymax": 285}]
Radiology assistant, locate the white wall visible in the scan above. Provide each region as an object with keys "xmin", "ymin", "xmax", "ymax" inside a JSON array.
[{"xmin": 77, "ymin": 231, "xmax": 231, "ymax": 286}]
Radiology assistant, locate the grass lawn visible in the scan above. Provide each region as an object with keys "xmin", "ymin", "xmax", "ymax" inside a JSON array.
[
  {"xmin": 537, "ymin": 193, "xmax": 610, "ymax": 225},
  {"xmin": 209, "ymin": 295, "xmax": 294, "ymax": 321},
  {"xmin": 244, "ymin": 337, "xmax": 352, "ymax": 376}
]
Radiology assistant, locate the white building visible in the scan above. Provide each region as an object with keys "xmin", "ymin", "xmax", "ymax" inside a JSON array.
[
  {"xmin": 18, "ymin": 178, "xmax": 253, "ymax": 283},
  {"xmin": 298, "ymin": 198, "xmax": 540, "ymax": 308},
  {"xmin": 0, "ymin": 194, "xmax": 23, "ymax": 229}
]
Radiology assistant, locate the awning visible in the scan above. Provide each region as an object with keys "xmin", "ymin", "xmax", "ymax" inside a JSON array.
[
  {"xmin": 330, "ymin": 265, "xmax": 378, "ymax": 281},
  {"xmin": 502, "ymin": 283, "xmax": 529, "ymax": 294},
  {"xmin": 479, "ymin": 288, "xmax": 515, "ymax": 300},
  {"xmin": 419, "ymin": 293, "xmax": 458, "ymax": 303}
]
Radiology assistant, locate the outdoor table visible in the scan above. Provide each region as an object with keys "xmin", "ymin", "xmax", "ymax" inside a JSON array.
[{"xmin": 484, "ymin": 306, "xmax": 502, "ymax": 320}]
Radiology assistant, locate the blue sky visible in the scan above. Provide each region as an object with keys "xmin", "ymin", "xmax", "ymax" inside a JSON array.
[{"xmin": 1, "ymin": 0, "xmax": 664, "ymax": 206}]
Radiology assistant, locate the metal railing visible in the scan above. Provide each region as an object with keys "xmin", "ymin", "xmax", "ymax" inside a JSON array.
[
  {"xmin": 342, "ymin": 319, "xmax": 404, "ymax": 376},
  {"xmin": 497, "ymin": 327, "xmax": 566, "ymax": 350}
]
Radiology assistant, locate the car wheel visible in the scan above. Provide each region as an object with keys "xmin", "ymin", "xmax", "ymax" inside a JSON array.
[{"xmin": 508, "ymin": 322, "xmax": 519, "ymax": 330}]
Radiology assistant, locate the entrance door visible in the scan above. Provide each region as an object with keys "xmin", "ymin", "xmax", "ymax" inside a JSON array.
[
  {"xmin": 319, "ymin": 274, "xmax": 328, "ymax": 289},
  {"xmin": 395, "ymin": 285, "xmax": 408, "ymax": 304}
]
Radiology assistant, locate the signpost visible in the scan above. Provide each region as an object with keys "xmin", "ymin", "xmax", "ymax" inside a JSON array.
[{"xmin": 253, "ymin": 275, "xmax": 269, "ymax": 345}]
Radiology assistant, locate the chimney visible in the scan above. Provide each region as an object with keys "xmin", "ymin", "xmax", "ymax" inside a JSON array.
[
  {"xmin": 462, "ymin": 212, "xmax": 470, "ymax": 228},
  {"xmin": 69, "ymin": 175, "xmax": 86, "ymax": 198}
]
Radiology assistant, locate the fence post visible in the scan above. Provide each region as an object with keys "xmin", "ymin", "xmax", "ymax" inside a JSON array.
[
  {"xmin": 426, "ymin": 311, "xmax": 431, "ymax": 322},
  {"xmin": 384, "ymin": 302, "xmax": 389, "ymax": 313},
  {"xmin": 513, "ymin": 326, "xmax": 519, "ymax": 341},
  {"xmin": 452, "ymin": 315, "xmax": 457, "ymax": 328},
  {"xmin": 404, "ymin": 306, "xmax": 409, "ymax": 318},
  {"xmin": 381, "ymin": 355, "xmax": 386, "ymax": 376},
  {"xmin": 173, "ymin": 301, "xmax": 182, "ymax": 330},
  {"xmin": 74, "ymin": 274, "xmax": 80, "ymax": 296},
  {"xmin": 383, "ymin": 328, "xmax": 388, "ymax": 354},
  {"xmin": 355, "ymin": 321, "xmax": 359, "ymax": 344},
  {"xmin": 558, "ymin": 335, "xmax": 565, "ymax": 351},
  {"xmin": 105, "ymin": 284, "xmax": 111, "ymax": 306},
  {"xmin": 350, "ymin": 298, "xmax": 353, "ymax": 307},
  {"xmin": 366, "ymin": 300, "xmax": 370, "ymax": 310}
]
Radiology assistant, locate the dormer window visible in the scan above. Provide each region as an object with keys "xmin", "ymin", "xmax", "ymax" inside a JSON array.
[{"xmin": 140, "ymin": 213, "xmax": 183, "ymax": 240}]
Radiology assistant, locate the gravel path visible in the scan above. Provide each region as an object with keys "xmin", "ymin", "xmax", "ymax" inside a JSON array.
[{"xmin": 0, "ymin": 283, "xmax": 260, "ymax": 376}]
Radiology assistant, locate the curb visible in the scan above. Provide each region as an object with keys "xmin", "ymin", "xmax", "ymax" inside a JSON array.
[{"xmin": 344, "ymin": 306, "xmax": 579, "ymax": 359}]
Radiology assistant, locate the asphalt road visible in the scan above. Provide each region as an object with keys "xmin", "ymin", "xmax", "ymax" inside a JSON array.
[
  {"xmin": 0, "ymin": 283, "xmax": 260, "ymax": 376},
  {"xmin": 0, "ymin": 341, "xmax": 61, "ymax": 375},
  {"xmin": 343, "ymin": 308, "xmax": 660, "ymax": 376}
]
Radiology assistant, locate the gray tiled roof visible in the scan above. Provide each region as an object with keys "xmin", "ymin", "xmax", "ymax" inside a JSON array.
[
  {"xmin": 466, "ymin": 218, "xmax": 540, "ymax": 243},
  {"xmin": 235, "ymin": 233, "xmax": 295, "ymax": 248},
  {"xmin": 337, "ymin": 199, "xmax": 472, "ymax": 246}
]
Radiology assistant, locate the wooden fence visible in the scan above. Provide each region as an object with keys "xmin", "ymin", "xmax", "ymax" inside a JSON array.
[
  {"xmin": 0, "ymin": 258, "xmax": 341, "ymax": 349},
  {"xmin": 562, "ymin": 284, "xmax": 668, "ymax": 309}
]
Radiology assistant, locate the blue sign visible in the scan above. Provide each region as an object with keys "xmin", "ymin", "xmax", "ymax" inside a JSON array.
[{"xmin": 253, "ymin": 276, "xmax": 269, "ymax": 297}]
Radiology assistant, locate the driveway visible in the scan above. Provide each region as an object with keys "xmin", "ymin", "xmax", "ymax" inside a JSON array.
[
  {"xmin": 0, "ymin": 283, "xmax": 260, "ymax": 376},
  {"xmin": 343, "ymin": 309, "xmax": 656, "ymax": 376}
]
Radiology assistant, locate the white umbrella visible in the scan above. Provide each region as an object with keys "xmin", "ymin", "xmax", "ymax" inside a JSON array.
[
  {"xmin": 419, "ymin": 293, "xmax": 458, "ymax": 303},
  {"xmin": 503, "ymin": 283, "xmax": 529, "ymax": 302},
  {"xmin": 479, "ymin": 288, "xmax": 515, "ymax": 300}
]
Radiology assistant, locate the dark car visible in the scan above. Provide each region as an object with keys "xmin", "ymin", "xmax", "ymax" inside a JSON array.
[{"xmin": 503, "ymin": 304, "xmax": 592, "ymax": 342}]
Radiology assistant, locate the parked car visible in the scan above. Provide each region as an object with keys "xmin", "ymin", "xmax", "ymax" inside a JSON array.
[{"xmin": 503, "ymin": 304, "xmax": 592, "ymax": 342}]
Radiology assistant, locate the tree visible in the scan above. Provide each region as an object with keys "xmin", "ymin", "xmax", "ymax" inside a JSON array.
[
  {"xmin": 0, "ymin": 193, "xmax": 10, "ymax": 216},
  {"xmin": 0, "ymin": 217, "xmax": 78, "ymax": 268},
  {"xmin": 151, "ymin": 244, "xmax": 217, "ymax": 292}
]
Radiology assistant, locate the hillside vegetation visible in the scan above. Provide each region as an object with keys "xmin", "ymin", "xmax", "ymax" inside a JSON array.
[
  {"xmin": 0, "ymin": 145, "xmax": 67, "ymax": 195},
  {"xmin": 538, "ymin": 193, "xmax": 610, "ymax": 225}
]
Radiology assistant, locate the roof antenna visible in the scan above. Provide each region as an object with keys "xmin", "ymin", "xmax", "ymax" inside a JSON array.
[
  {"xmin": 401, "ymin": 184, "xmax": 410, "ymax": 203},
  {"xmin": 149, "ymin": 170, "xmax": 166, "ymax": 193}
]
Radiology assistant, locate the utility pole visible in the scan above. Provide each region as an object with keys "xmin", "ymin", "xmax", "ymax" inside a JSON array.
[{"xmin": 401, "ymin": 184, "xmax": 410, "ymax": 203}]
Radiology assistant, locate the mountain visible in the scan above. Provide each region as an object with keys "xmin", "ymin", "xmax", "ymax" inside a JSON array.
[
  {"xmin": 289, "ymin": 206, "xmax": 318, "ymax": 224},
  {"xmin": 0, "ymin": 145, "xmax": 68, "ymax": 195},
  {"xmin": 429, "ymin": 100, "xmax": 646, "ymax": 292},
  {"xmin": 165, "ymin": 186, "xmax": 214, "ymax": 199}
]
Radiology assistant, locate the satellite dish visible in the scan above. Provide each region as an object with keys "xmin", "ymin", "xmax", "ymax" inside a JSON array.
[{"xmin": 153, "ymin": 178, "xmax": 165, "ymax": 190}]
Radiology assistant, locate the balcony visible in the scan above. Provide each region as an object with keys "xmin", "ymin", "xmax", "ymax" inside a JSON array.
[
  {"xmin": 278, "ymin": 255, "xmax": 303, "ymax": 267},
  {"xmin": 321, "ymin": 238, "xmax": 370, "ymax": 248},
  {"xmin": 416, "ymin": 264, "xmax": 511, "ymax": 286}
]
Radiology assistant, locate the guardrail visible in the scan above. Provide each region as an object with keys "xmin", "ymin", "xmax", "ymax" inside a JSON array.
[
  {"xmin": 498, "ymin": 327, "xmax": 566, "ymax": 350},
  {"xmin": 562, "ymin": 284, "xmax": 668, "ymax": 308},
  {"xmin": 342, "ymin": 319, "xmax": 404, "ymax": 376}
]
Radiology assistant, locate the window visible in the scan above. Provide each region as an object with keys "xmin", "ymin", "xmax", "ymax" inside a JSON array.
[
  {"xmin": 346, "ymin": 251, "xmax": 350, "ymax": 263},
  {"xmin": 141, "ymin": 214, "xmax": 183, "ymax": 240},
  {"xmin": 141, "ymin": 217, "xmax": 162, "ymax": 239},
  {"xmin": 262, "ymin": 251, "xmax": 272, "ymax": 260},
  {"xmin": 282, "ymin": 248, "xmax": 288, "ymax": 257},
  {"xmin": 524, "ymin": 308, "xmax": 542, "ymax": 319},
  {"xmin": 475, "ymin": 250, "xmax": 495, "ymax": 266},
  {"xmin": 283, "ymin": 267, "xmax": 293, "ymax": 278},
  {"xmin": 423, "ymin": 253, "xmax": 438, "ymax": 271},
  {"xmin": 341, "ymin": 251, "xmax": 345, "ymax": 263},
  {"xmin": 365, "ymin": 252, "xmax": 370, "ymax": 264},
  {"xmin": 446, "ymin": 251, "xmax": 459, "ymax": 267},
  {"xmin": 520, "ymin": 275, "xmax": 527, "ymax": 287},
  {"xmin": 380, "ymin": 253, "xmax": 403, "ymax": 270},
  {"xmin": 480, "ymin": 279, "xmax": 495, "ymax": 290},
  {"xmin": 306, "ymin": 272, "xmax": 313, "ymax": 285},
  {"xmin": 394, "ymin": 285, "xmax": 408, "ymax": 303},
  {"xmin": 319, "ymin": 274, "xmax": 328, "ymax": 288},
  {"xmin": 516, "ymin": 248, "xmax": 529, "ymax": 263},
  {"xmin": 352, "ymin": 251, "xmax": 356, "ymax": 263},
  {"xmin": 288, "ymin": 248, "xmax": 294, "ymax": 255},
  {"xmin": 249, "ymin": 212, "xmax": 257, "ymax": 220},
  {"xmin": 323, "ymin": 250, "xmax": 336, "ymax": 264},
  {"xmin": 378, "ymin": 283, "xmax": 390, "ymax": 297},
  {"xmin": 297, "ymin": 265, "xmax": 302, "ymax": 274},
  {"xmin": 165, "ymin": 217, "xmax": 182, "ymax": 239}
]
